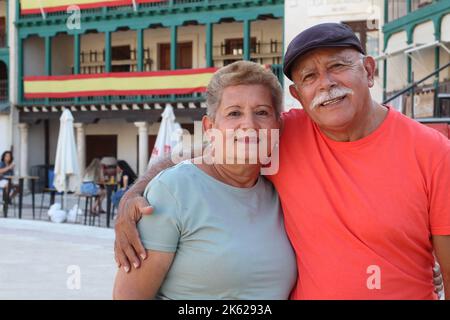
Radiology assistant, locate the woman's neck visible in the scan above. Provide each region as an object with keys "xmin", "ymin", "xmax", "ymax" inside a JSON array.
[{"xmin": 196, "ymin": 161, "xmax": 261, "ymax": 188}]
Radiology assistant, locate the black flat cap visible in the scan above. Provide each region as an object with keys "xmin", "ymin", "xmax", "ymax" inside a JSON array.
[{"xmin": 283, "ymin": 23, "xmax": 365, "ymax": 81}]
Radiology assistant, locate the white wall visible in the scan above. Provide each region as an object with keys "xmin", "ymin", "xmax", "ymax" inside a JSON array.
[
  {"xmin": 439, "ymin": 44, "xmax": 450, "ymax": 82},
  {"xmin": 28, "ymin": 121, "xmax": 46, "ymax": 169},
  {"xmin": 82, "ymin": 114, "xmax": 200, "ymax": 174},
  {"xmin": 0, "ymin": 0, "xmax": 6, "ymax": 17},
  {"xmin": 83, "ymin": 119, "xmax": 163, "ymax": 173},
  {"xmin": 411, "ymin": 47, "xmax": 435, "ymax": 85},
  {"xmin": 26, "ymin": 120, "xmax": 58, "ymax": 170},
  {"xmin": 52, "ymin": 34, "xmax": 74, "ymax": 75},
  {"xmin": 386, "ymin": 20, "xmax": 449, "ymax": 92},
  {"xmin": 410, "ymin": 21, "xmax": 435, "ymax": 86},
  {"xmin": 439, "ymin": 10, "xmax": 449, "ymax": 81},
  {"xmin": 0, "ymin": 114, "xmax": 10, "ymax": 152},
  {"xmin": 385, "ymin": 31, "xmax": 408, "ymax": 92},
  {"xmin": 24, "ymin": 36, "xmax": 45, "ymax": 76},
  {"xmin": 284, "ymin": 0, "xmax": 384, "ymax": 109}
]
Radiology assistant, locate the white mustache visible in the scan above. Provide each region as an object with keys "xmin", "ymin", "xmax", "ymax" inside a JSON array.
[{"xmin": 310, "ymin": 87, "xmax": 354, "ymax": 109}]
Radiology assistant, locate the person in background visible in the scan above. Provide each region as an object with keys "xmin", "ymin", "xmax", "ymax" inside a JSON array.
[
  {"xmin": 112, "ymin": 160, "xmax": 137, "ymax": 210},
  {"xmin": 101, "ymin": 157, "xmax": 118, "ymax": 183},
  {"xmin": 81, "ymin": 158, "xmax": 106, "ymax": 214},
  {"xmin": 0, "ymin": 151, "xmax": 19, "ymax": 203}
]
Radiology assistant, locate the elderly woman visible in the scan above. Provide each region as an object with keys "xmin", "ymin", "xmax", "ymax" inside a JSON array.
[{"xmin": 113, "ymin": 61, "xmax": 297, "ymax": 299}]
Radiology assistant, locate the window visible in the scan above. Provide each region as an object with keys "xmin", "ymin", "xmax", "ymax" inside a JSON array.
[
  {"xmin": 224, "ymin": 38, "xmax": 257, "ymax": 56},
  {"xmin": 342, "ymin": 21, "xmax": 379, "ymax": 56},
  {"xmin": 411, "ymin": 0, "xmax": 433, "ymax": 11},
  {"xmin": 112, "ymin": 45, "xmax": 132, "ymax": 72},
  {"xmin": 223, "ymin": 38, "xmax": 257, "ymax": 66},
  {"xmin": 86, "ymin": 135, "xmax": 118, "ymax": 168},
  {"xmin": 112, "ymin": 45, "xmax": 131, "ymax": 61},
  {"xmin": 158, "ymin": 42, "xmax": 193, "ymax": 70},
  {"xmin": 388, "ymin": 0, "xmax": 407, "ymax": 22},
  {"xmin": 0, "ymin": 17, "xmax": 5, "ymax": 47},
  {"xmin": 343, "ymin": 20, "xmax": 380, "ymax": 75}
]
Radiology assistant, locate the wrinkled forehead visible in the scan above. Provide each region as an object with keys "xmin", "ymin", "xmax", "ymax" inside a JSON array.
[
  {"xmin": 292, "ymin": 47, "xmax": 361, "ymax": 72},
  {"xmin": 220, "ymin": 84, "xmax": 274, "ymax": 105}
]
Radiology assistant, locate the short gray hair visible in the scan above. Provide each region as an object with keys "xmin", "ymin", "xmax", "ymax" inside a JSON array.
[{"xmin": 206, "ymin": 61, "xmax": 283, "ymax": 120}]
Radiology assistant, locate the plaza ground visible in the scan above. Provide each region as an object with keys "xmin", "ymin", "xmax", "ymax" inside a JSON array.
[{"xmin": 0, "ymin": 192, "xmax": 117, "ymax": 299}]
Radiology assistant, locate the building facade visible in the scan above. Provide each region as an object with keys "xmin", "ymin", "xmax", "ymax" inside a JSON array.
[
  {"xmin": 10, "ymin": 0, "xmax": 284, "ymax": 182},
  {"xmin": 382, "ymin": 0, "xmax": 450, "ymax": 134}
]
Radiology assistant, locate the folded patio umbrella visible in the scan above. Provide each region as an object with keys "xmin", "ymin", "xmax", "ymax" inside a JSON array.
[
  {"xmin": 54, "ymin": 109, "xmax": 80, "ymax": 209},
  {"xmin": 148, "ymin": 104, "xmax": 182, "ymax": 168}
]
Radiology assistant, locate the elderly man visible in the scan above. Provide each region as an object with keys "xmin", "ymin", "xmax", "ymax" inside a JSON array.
[{"xmin": 114, "ymin": 23, "xmax": 450, "ymax": 299}]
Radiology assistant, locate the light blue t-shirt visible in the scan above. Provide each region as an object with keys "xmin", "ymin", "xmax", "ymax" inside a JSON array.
[{"xmin": 138, "ymin": 161, "xmax": 297, "ymax": 300}]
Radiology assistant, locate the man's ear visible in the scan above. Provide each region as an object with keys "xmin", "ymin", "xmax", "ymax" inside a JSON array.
[
  {"xmin": 363, "ymin": 56, "xmax": 376, "ymax": 88},
  {"xmin": 289, "ymin": 84, "xmax": 302, "ymax": 102}
]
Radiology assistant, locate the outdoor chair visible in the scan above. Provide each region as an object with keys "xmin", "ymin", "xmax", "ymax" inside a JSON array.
[{"xmin": 76, "ymin": 193, "xmax": 102, "ymax": 227}]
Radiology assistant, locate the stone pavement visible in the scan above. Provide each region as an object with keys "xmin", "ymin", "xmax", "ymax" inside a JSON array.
[{"xmin": 0, "ymin": 218, "xmax": 117, "ymax": 300}]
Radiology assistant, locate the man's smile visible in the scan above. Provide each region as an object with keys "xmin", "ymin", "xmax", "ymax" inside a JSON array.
[
  {"xmin": 319, "ymin": 95, "xmax": 347, "ymax": 108},
  {"xmin": 320, "ymin": 95, "xmax": 347, "ymax": 108}
]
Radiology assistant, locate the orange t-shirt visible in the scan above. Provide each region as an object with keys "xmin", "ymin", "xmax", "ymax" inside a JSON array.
[{"xmin": 269, "ymin": 107, "xmax": 450, "ymax": 300}]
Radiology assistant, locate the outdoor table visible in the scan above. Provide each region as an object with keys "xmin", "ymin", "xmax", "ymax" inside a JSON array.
[{"xmin": 2, "ymin": 176, "xmax": 39, "ymax": 219}]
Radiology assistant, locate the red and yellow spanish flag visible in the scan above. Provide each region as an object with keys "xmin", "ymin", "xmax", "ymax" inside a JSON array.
[
  {"xmin": 20, "ymin": 0, "xmax": 165, "ymax": 15},
  {"xmin": 24, "ymin": 68, "xmax": 218, "ymax": 99}
]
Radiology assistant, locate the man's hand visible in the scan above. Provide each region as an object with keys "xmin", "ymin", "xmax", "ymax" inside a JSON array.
[
  {"xmin": 113, "ymin": 155, "xmax": 178, "ymax": 273},
  {"xmin": 433, "ymin": 235, "xmax": 450, "ymax": 300},
  {"xmin": 433, "ymin": 262, "xmax": 444, "ymax": 297},
  {"xmin": 114, "ymin": 193, "xmax": 153, "ymax": 273}
]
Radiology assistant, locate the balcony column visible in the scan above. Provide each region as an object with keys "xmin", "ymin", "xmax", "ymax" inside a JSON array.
[
  {"xmin": 74, "ymin": 33, "xmax": 81, "ymax": 103},
  {"xmin": 44, "ymin": 36, "xmax": 52, "ymax": 105},
  {"xmin": 105, "ymin": 31, "xmax": 112, "ymax": 73},
  {"xmin": 74, "ymin": 123, "xmax": 86, "ymax": 180},
  {"xmin": 74, "ymin": 33, "xmax": 81, "ymax": 75},
  {"xmin": 384, "ymin": 0, "xmax": 388, "ymax": 23},
  {"xmin": 136, "ymin": 28, "xmax": 144, "ymax": 72},
  {"xmin": 406, "ymin": 30, "xmax": 413, "ymax": 85},
  {"xmin": 170, "ymin": 25, "xmax": 177, "ymax": 70},
  {"xmin": 243, "ymin": 19, "xmax": 251, "ymax": 61},
  {"xmin": 406, "ymin": 0, "xmax": 412, "ymax": 13},
  {"xmin": 407, "ymin": 53, "xmax": 413, "ymax": 116},
  {"xmin": 135, "ymin": 122, "xmax": 149, "ymax": 176},
  {"xmin": 18, "ymin": 123, "xmax": 29, "ymax": 178},
  {"xmin": 45, "ymin": 36, "xmax": 52, "ymax": 76},
  {"xmin": 205, "ymin": 22, "xmax": 213, "ymax": 67},
  {"xmin": 434, "ymin": 21, "xmax": 441, "ymax": 117}
]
